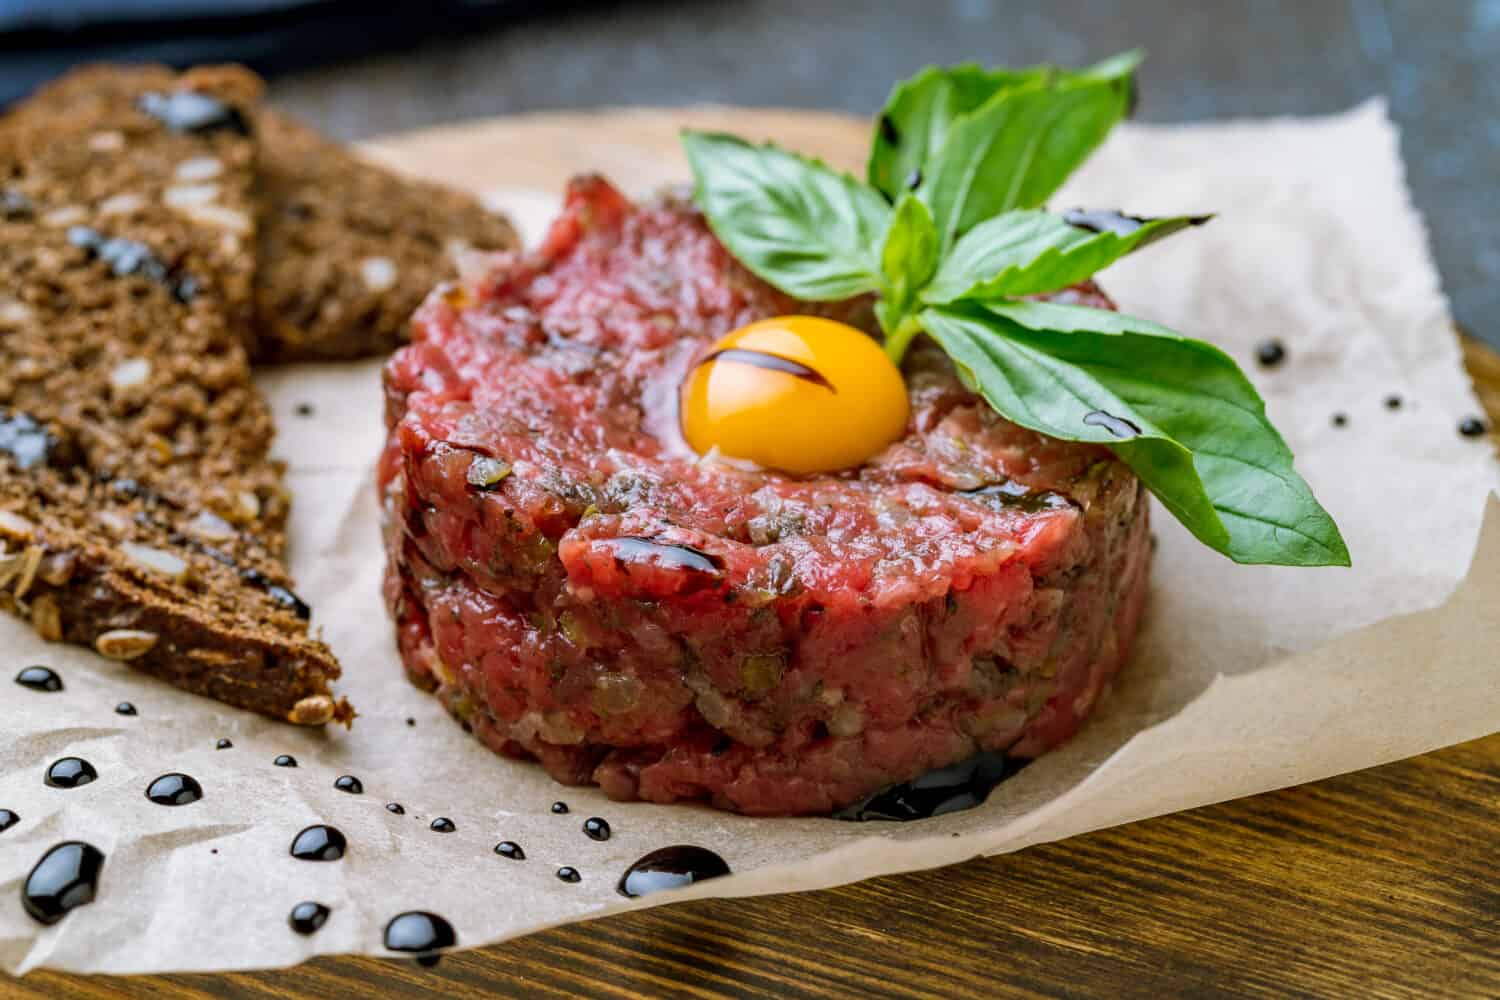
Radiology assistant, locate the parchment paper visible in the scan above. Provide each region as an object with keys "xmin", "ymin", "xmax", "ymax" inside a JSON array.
[{"xmin": 2, "ymin": 101, "xmax": 1497, "ymax": 976}]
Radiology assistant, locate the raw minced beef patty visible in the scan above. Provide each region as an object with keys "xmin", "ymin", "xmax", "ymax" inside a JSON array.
[{"xmin": 378, "ymin": 175, "xmax": 1152, "ymax": 816}]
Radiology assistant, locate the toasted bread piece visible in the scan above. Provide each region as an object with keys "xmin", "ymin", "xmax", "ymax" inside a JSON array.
[
  {"xmin": 0, "ymin": 66, "xmax": 349, "ymax": 726},
  {"xmin": 250, "ymin": 110, "xmax": 519, "ymax": 362}
]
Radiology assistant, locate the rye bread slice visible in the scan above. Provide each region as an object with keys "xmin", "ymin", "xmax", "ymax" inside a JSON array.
[
  {"xmin": 249, "ymin": 110, "xmax": 519, "ymax": 362},
  {"xmin": 0, "ymin": 67, "xmax": 350, "ymax": 726}
]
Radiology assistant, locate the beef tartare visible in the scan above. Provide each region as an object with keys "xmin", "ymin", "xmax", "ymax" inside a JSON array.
[{"xmin": 378, "ymin": 176, "xmax": 1151, "ymax": 816}]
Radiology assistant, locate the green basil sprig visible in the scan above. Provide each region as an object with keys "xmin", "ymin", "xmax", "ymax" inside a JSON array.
[{"xmin": 681, "ymin": 54, "xmax": 1349, "ymax": 568}]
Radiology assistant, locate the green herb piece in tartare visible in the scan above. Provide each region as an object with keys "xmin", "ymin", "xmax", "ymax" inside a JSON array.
[{"xmin": 680, "ymin": 52, "xmax": 1349, "ymax": 568}]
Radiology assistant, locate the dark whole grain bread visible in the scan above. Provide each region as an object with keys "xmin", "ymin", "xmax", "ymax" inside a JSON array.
[
  {"xmin": 249, "ymin": 110, "xmax": 519, "ymax": 362},
  {"xmin": 23, "ymin": 63, "xmax": 520, "ymax": 365},
  {"xmin": 0, "ymin": 66, "xmax": 350, "ymax": 726}
]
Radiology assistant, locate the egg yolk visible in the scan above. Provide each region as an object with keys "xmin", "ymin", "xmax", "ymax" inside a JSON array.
[{"xmin": 680, "ymin": 316, "xmax": 910, "ymax": 474}]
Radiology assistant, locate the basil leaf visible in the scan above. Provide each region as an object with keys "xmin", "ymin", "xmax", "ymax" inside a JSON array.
[
  {"xmin": 921, "ymin": 53, "xmax": 1139, "ymax": 250},
  {"xmin": 923, "ymin": 209, "xmax": 1209, "ymax": 303},
  {"xmin": 920, "ymin": 301, "xmax": 1349, "ymax": 567},
  {"xmin": 876, "ymin": 194, "xmax": 940, "ymax": 333},
  {"xmin": 683, "ymin": 130, "xmax": 891, "ymax": 300},
  {"xmin": 867, "ymin": 63, "xmax": 1053, "ymax": 201}
]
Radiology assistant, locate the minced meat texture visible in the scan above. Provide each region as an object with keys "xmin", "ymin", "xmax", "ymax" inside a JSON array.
[{"xmin": 380, "ymin": 175, "xmax": 1150, "ymax": 815}]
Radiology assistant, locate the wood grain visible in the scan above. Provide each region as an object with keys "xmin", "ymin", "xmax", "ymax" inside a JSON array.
[{"xmin": 15, "ymin": 109, "xmax": 1500, "ymax": 999}]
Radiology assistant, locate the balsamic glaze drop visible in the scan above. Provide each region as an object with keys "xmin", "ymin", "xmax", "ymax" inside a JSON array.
[
  {"xmin": 1385, "ymin": 395, "xmax": 1403, "ymax": 410},
  {"xmin": 145, "ymin": 772, "xmax": 202, "ymax": 806},
  {"xmin": 137, "ymin": 90, "xmax": 251, "ymax": 135},
  {"xmin": 1459, "ymin": 416, "xmax": 1488, "ymax": 438},
  {"xmin": 834, "ymin": 751, "xmax": 1030, "ymax": 821},
  {"xmin": 294, "ymin": 403, "xmax": 316, "ymax": 418},
  {"xmin": 494, "ymin": 841, "xmax": 525, "ymax": 860},
  {"xmin": 0, "ymin": 809, "xmax": 18, "ymax": 833},
  {"xmin": 45, "ymin": 757, "xmax": 97, "ymax": 789},
  {"xmin": 290, "ymin": 825, "xmax": 346, "ymax": 861},
  {"xmin": 582, "ymin": 817, "xmax": 612, "ymax": 842},
  {"xmin": 1256, "ymin": 340, "xmax": 1287, "ymax": 367},
  {"xmin": 604, "ymin": 537, "xmax": 722, "ymax": 579},
  {"xmin": 550, "ymin": 801, "xmax": 569, "ymax": 815},
  {"xmin": 405, "ymin": 717, "xmax": 416, "ymax": 727},
  {"xmin": 1082, "ymin": 409, "xmax": 1142, "ymax": 439},
  {"xmin": 385, "ymin": 802, "xmax": 405, "ymax": 815},
  {"xmin": 273, "ymin": 754, "xmax": 298, "ymax": 768},
  {"xmin": 0, "ymin": 412, "xmax": 57, "ymax": 470},
  {"xmin": 383, "ymin": 910, "xmax": 456, "ymax": 966},
  {"xmin": 66, "ymin": 226, "xmax": 198, "ymax": 302},
  {"xmin": 333, "ymin": 775, "xmax": 364, "ymax": 794},
  {"xmin": 961, "ymin": 480, "xmax": 1074, "ymax": 513},
  {"xmin": 22, "ymin": 842, "xmax": 105, "ymax": 925},
  {"xmin": 556, "ymin": 866, "xmax": 581, "ymax": 883},
  {"xmin": 617, "ymin": 846, "xmax": 731, "ymax": 898},
  {"xmin": 697, "ymin": 348, "xmax": 836, "ymax": 392},
  {"xmin": 288, "ymin": 901, "xmax": 331, "ymax": 935},
  {"xmin": 216, "ymin": 738, "xmax": 233, "ymax": 750},
  {"xmin": 429, "ymin": 817, "xmax": 456, "ymax": 833},
  {"xmin": 15, "ymin": 666, "xmax": 62, "ymax": 692},
  {"xmin": 1332, "ymin": 413, "xmax": 1349, "ymax": 428},
  {"xmin": 114, "ymin": 701, "xmax": 138, "ymax": 716},
  {"xmin": 1, "ymin": 188, "xmax": 34, "ymax": 220}
]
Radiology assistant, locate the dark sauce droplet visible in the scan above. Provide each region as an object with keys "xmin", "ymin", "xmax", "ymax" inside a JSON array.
[
  {"xmin": 385, "ymin": 802, "xmax": 405, "ymax": 815},
  {"xmin": 114, "ymin": 701, "xmax": 137, "ymax": 716},
  {"xmin": 617, "ymin": 846, "xmax": 731, "ymax": 898},
  {"xmin": 294, "ymin": 402, "xmax": 315, "ymax": 418},
  {"xmin": 145, "ymin": 773, "xmax": 202, "ymax": 806},
  {"xmin": 583, "ymin": 817, "xmax": 612, "ymax": 842},
  {"xmin": 550, "ymin": 801, "xmax": 569, "ymax": 815},
  {"xmin": 556, "ymin": 866, "xmax": 581, "ymax": 883},
  {"xmin": 698, "ymin": 347, "xmax": 836, "ymax": 392},
  {"xmin": 290, "ymin": 824, "xmax": 346, "ymax": 861},
  {"xmin": 1385, "ymin": 394, "xmax": 1403, "ymax": 410},
  {"xmin": 1082, "ymin": 410, "xmax": 1141, "ymax": 439},
  {"xmin": 66, "ymin": 226, "xmax": 198, "ymax": 302},
  {"xmin": 15, "ymin": 666, "xmax": 62, "ymax": 692},
  {"xmin": 273, "ymin": 754, "xmax": 298, "ymax": 768},
  {"xmin": 333, "ymin": 775, "xmax": 363, "ymax": 794},
  {"xmin": 0, "ymin": 809, "xmax": 19, "ymax": 833},
  {"xmin": 1063, "ymin": 207, "xmax": 1211, "ymax": 240},
  {"xmin": 384, "ymin": 910, "xmax": 456, "ymax": 966},
  {"xmin": 1, "ymin": 188, "xmax": 34, "ymax": 220},
  {"xmin": 45, "ymin": 757, "xmax": 97, "ymax": 789},
  {"xmin": 1332, "ymin": 413, "xmax": 1349, "ymax": 428},
  {"xmin": 405, "ymin": 717, "xmax": 416, "ymax": 727},
  {"xmin": 834, "ymin": 751, "xmax": 1030, "ymax": 821},
  {"xmin": 1256, "ymin": 339, "xmax": 1287, "ymax": 367},
  {"xmin": 1459, "ymin": 416, "xmax": 1488, "ymax": 438},
  {"xmin": 0, "ymin": 412, "xmax": 56, "ymax": 470},
  {"xmin": 494, "ymin": 840, "xmax": 525, "ymax": 860},
  {"xmin": 22, "ymin": 842, "xmax": 105, "ymax": 925},
  {"xmin": 216, "ymin": 738, "xmax": 233, "ymax": 750},
  {"xmin": 961, "ymin": 480, "xmax": 1074, "ymax": 513},
  {"xmin": 605, "ymin": 538, "xmax": 724, "ymax": 582},
  {"xmin": 137, "ymin": 90, "xmax": 251, "ymax": 135},
  {"xmin": 430, "ymin": 817, "xmax": 456, "ymax": 833},
  {"xmin": 288, "ymin": 901, "xmax": 331, "ymax": 935}
]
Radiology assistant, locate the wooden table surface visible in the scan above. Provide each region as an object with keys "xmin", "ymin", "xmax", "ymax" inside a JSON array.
[{"xmin": 15, "ymin": 109, "xmax": 1500, "ymax": 999}]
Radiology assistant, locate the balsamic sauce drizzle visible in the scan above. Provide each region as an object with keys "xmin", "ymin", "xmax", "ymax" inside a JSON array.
[{"xmin": 697, "ymin": 348, "xmax": 836, "ymax": 392}]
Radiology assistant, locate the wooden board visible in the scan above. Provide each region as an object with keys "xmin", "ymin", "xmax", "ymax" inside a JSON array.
[{"xmin": 21, "ymin": 109, "xmax": 1500, "ymax": 999}]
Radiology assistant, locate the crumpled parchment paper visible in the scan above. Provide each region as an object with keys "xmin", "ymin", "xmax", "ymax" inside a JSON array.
[{"xmin": 2, "ymin": 100, "xmax": 1497, "ymax": 975}]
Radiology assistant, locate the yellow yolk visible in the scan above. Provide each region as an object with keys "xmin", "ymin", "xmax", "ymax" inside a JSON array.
[{"xmin": 680, "ymin": 316, "xmax": 910, "ymax": 474}]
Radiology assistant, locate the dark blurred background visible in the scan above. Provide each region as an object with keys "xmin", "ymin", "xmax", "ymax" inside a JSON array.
[{"xmin": 4, "ymin": 1, "xmax": 1497, "ymax": 348}]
